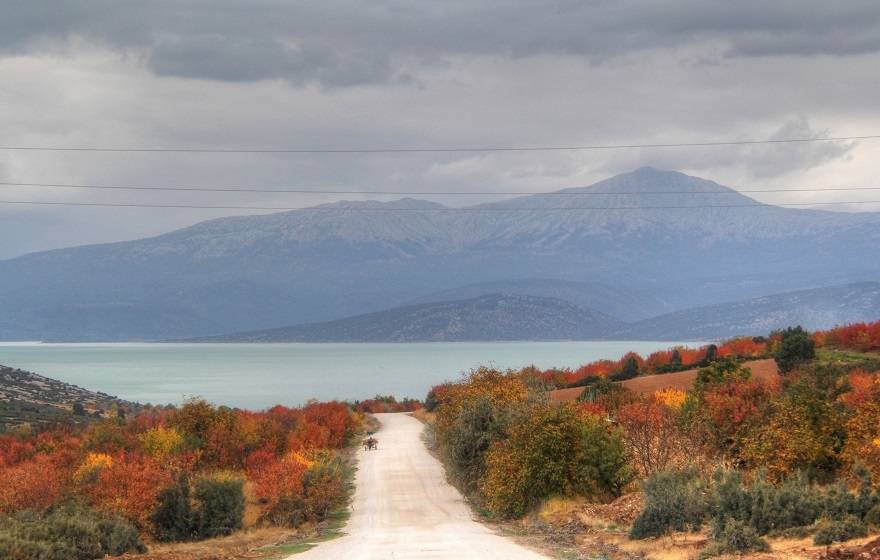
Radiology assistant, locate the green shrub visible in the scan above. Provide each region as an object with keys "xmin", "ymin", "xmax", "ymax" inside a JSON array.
[
  {"xmin": 151, "ymin": 472, "xmax": 195, "ymax": 542},
  {"xmin": 775, "ymin": 326, "xmax": 816, "ymax": 373},
  {"xmin": 302, "ymin": 456, "xmax": 350, "ymax": 522},
  {"xmin": 610, "ymin": 356, "xmax": 640, "ymax": 382},
  {"xmin": 813, "ymin": 515, "xmax": 868, "ymax": 545},
  {"xmin": 630, "ymin": 470, "xmax": 706, "ymax": 539},
  {"xmin": 481, "ymin": 404, "xmax": 631, "ymax": 518},
  {"xmin": 194, "ymin": 474, "xmax": 244, "ymax": 538},
  {"xmin": 443, "ymin": 396, "xmax": 510, "ymax": 492},
  {"xmin": 866, "ymin": 504, "xmax": 880, "ymax": 528},
  {"xmin": 708, "ymin": 470, "xmax": 826, "ymax": 537},
  {"xmin": 700, "ymin": 519, "xmax": 769, "ymax": 559},
  {"xmin": 0, "ymin": 503, "xmax": 145, "ymax": 560},
  {"xmin": 746, "ymin": 472, "xmax": 822, "ymax": 535}
]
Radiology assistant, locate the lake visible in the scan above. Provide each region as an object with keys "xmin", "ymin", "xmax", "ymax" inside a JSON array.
[{"xmin": 0, "ymin": 341, "xmax": 700, "ymax": 409}]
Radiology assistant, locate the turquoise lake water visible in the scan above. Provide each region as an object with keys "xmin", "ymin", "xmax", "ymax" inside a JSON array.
[{"xmin": 0, "ymin": 341, "xmax": 699, "ymax": 409}]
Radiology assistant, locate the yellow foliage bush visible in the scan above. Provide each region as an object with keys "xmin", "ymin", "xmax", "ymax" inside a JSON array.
[
  {"xmin": 74, "ymin": 452, "xmax": 114, "ymax": 483},
  {"xmin": 653, "ymin": 388, "xmax": 687, "ymax": 410},
  {"xmin": 140, "ymin": 426, "xmax": 185, "ymax": 459}
]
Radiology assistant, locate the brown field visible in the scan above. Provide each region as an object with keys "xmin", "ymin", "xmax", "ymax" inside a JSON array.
[{"xmin": 548, "ymin": 359, "xmax": 780, "ymax": 404}]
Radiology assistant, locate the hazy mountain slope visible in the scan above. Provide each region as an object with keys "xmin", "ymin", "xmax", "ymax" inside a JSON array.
[
  {"xmin": 614, "ymin": 282, "xmax": 880, "ymax": 340},
  {"xmin": 193, "ymin": 294, "xmax": 624, "ymax": 342},
  {"xmin": 2, "ymin": 167, "xmax": 879, "ymax": 341},
  {"xmin": 409, "ymin": 279, "xmax": 672, "ymax": 321}
]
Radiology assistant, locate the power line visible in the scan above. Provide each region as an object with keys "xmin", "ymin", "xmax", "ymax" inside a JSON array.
[
  {"xmin": 2, "ymin": 199, "xmax": 879, "ymax": 211},
  {"xmin": 3, "ymin": 181, "xmax": 880, "ymax": 196},
  {"xmin": 0, "ymin": 134, "xmax": 876, "ymax": 154}
]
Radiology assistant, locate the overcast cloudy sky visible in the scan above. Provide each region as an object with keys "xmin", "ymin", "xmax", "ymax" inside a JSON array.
[{"xmin": 2, "ymin": 1, "xmax": 880, "ymax": 258}]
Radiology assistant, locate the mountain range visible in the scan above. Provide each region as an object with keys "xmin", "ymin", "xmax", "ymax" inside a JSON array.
[{"xmin": 2, "ymin": 167, "xmax": 879, "ymax": 341}]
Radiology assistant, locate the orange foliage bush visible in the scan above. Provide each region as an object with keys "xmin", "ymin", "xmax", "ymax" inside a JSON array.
[
  {"xmin": 246, "ymin": 446, "xmax": 308, "ymax": 526},
  {"xmin": 818, "ymin": 320, "xmax": 880, "ymax": 352},
  {"xmin": 83, "ymin": 453, "xmax": 171, "ymax": 529},
  {"xmin": 717, "ymin": 337, "xmax": 767, "ymax": 358},
  {"xmin": 0, "ymin": 396, "xmax": 359, "ymax": 539},
  {"xmin": 617, "ymin": 397, "xmax": 688, "ymax": 476},
  {"xmin": 0, "ymin": 454, "xmax": 70, "ymax": 513}
]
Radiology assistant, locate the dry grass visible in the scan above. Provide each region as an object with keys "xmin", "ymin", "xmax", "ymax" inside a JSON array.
[
  {"xmin": 409, "ymin": 408, "xmax": 435, "ymax": 425},
  {"xmin": 548, "ymin": 359, "xmax": 781, "ymax": 404},
  {"xmin": 114, "ymin": 527, "xmax": 301, "ymax": 560},
  {"xmin": 620, "ymin": 359, "xmax": 779, "ymax": 395},
  {"xmin": 537, "ymin": 496, "xmax": 587, "ymax": 525}
]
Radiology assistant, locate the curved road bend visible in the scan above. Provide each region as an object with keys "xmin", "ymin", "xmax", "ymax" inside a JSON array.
[{"xmin": 290, "ymin": 412, "xmax": 549, "ymax": 559}]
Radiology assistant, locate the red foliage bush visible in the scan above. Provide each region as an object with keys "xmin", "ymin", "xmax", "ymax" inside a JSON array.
[
  {"xmin": 818, "ymin": 320, "xmax": 880, "ymax": 352},
  {"xmin": 83, "ymin": 453, "xmax": 171, "ymax": 529},
  {"xmin": 246, "ymin": 447, "xmax": 308, "ymax": 526}
]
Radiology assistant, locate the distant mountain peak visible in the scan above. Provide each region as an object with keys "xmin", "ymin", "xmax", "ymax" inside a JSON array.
[{"xmin": 312, "ymin": 198, "xmax": 448, "ymax": 211}]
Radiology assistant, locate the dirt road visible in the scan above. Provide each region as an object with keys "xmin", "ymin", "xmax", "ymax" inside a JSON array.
[{"xmin": 290, "ymin": 412, "xmax": 549, "ymax": 559}]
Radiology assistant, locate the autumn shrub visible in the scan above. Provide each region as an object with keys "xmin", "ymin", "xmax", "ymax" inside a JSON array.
[
  {"xmin": 82, "ymin": 453, "xmax": 170, "ymax": 530},
  {"xmin": 699, "ymin": 519, "xmax": 769, "ymax": 559},
  {"xmin": 0, "ymin": 503, "xmax": 145, "ymax": 560},
  {"xmin": 434, "ymin": 367, "xmax": 531, "ymax": 443},
  {"xmin": 741, "ymin": 376, "xmax": 845, "ymax": 481},
  {"xmin": 355, "ymin": 395, "xmax": 422, "ymax": 414},
  {"xmin": 813, "ymin": 515, "xmax": 868, "ymax": 545},
  {"xmin": 841, "ymin": 400, "xmax": 880, "ymax": 480},
  {"xmin": 616, "ymin": 398, "xmax": 688, "ymax": 477},
  {"xmin": 442, "ymin": 395, "xmax": 512, "ymax": 492},
  {"xmin": 819, "ymin": 320, "xmax": 880, "ymax": 353},
  {"xmin": 481, "ymin": 404, "xmax": 630, "ymax": 519},
  {"xmin": 629, "ymin": 469, "xmax": 707, "ymax": 538},
  {"xmin": 692, "ymin": 358, "xmax": 751, "ymax": 394},
  {"xmin": 0, "ymin": 455, "xmax": 71, "ymax": 513},
  {"xmin": 246, "ymin": 448, "xmax": 308, "ymax": 526},
  {"xmin": 687, "ymin": 378, "xmax": 774, "ymax": 464},
  {"xmin": 193, "ymin": 474, "xmax": 245, "ymax": 538},
  {"xmin": 302, "ymin": 455, "xmax": 350, "ymax": 521},
  {"xmin": 578, "ymin": 377, "xmax": 637, "ymax": 413}
]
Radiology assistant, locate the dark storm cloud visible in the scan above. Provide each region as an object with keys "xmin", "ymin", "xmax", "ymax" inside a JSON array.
[{"xmin": 4, "ymin": 1, "xmax": 880, "ymax": 86}]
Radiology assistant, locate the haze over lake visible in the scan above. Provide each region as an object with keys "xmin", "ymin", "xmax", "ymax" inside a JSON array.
[{"xmin": 0, "ymin": 341, "xmax": 700, "ymax": 409}]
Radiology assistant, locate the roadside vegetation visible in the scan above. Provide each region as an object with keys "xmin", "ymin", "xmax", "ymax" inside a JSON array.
[
  {"xmin": 0, "ymin": 397, "xmax": 376, "ymax": 559},
  {"xmin": 426, "ymin": 319, "xmax": 880, "ymax": 558}
]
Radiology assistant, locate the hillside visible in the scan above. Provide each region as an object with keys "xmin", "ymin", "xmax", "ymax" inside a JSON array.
[
  {"xmin": 0, "ymin": 365, "xmax": 138, "ymax": 428},
  {"xmin": 548, "ymin": 359, "xmax": 781, "ymax": 403},
  {"xmin": 192, "ymin": 294, "xmax": 623, "ymax": 342},
  {"xmin": 407, "ymin": 278, "xmax": 672, "ymax": 321},
  {"xmin": 614, "ymin": 282, "xmax": 880, "ymax": 340},
  {"xmin": 2, "ymin": 167, "xmax": 880, "ymax": 341}
]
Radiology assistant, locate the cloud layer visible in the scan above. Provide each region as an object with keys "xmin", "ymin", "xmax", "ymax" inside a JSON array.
[{"xmin": 1, "ymin": 1, "xmax": 879, "ymax": 258}]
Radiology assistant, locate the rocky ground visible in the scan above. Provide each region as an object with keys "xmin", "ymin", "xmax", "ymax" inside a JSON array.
[{"xmin": 0, "ymin": 364, "xmax": 138, "ymax": 429}]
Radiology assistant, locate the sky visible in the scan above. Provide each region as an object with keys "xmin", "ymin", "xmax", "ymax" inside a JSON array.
[{"xmin": 2, "ymin": 1, "xmax": 880, "ymax": 259}]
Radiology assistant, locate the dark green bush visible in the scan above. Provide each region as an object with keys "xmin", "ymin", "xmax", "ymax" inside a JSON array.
[
  {"xmin": 813, "ymin": 515, "xmax": 868, "ymax": 545},
  {"xmin": 713, "ymin": 471, "xmax": 823, "ymax": 536},
  {"xmin": 866, "ymin": 504, "xmax": 880, "ymax": 528},
  {"xmin": 151, "ymin": 472, "xmax": 244, "ymax": 541},
  {"xmin": 0, "ymin": 503, "xmax": 145, "ymax": 560},
  {"xmin": 610, "ymin": 356, "xmax": 640, "ymax": 382},
  {"xmin": 629, "ymin": 470, "xmax": 707, "ymax": 538},
  {"xmin": 775, "ymin": 326, "xmax": 816, "ymax": 373},
  {"xmin": 700, "ymin": 519, "xmax": 769, "ymax": 559},
  {"xmin": 443, "ymin": 396, "xmax": 509, "ymax": 492},
  {"xmin": 194, "ymin": 475, "xmax": 245, "ymax": 538},
  {"xmin": 151, "ymin": 472, "xmax": 195, "ymax": 541}
]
